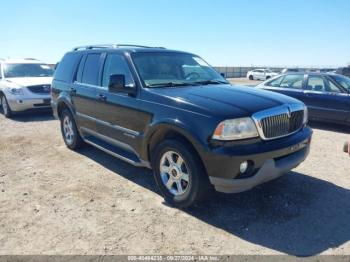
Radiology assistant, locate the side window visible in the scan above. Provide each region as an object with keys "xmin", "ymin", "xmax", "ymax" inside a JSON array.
[
  {"xmin": 54, "ymin": 52, "xmax": 82, "ymax": 83},
  {"xmin": 266, "ymin": 76, "xmax": 283, "ymax": 87},
  {"xmin": 280, "ymin": 74, "xmax": 304, "ymax": 89},
  {"xmin": 102, "ymin": 54, "xmax": 135, "ymax": 87},
  {"xmin": 326, "ymin": 78, "xmax": 342, "ymax": 93},
  {"xmin": 81, "ymin": 54, "xmax": 101, "ymax": 85},
  {"xmin": 306, "ymin": 76, "xmax": 326, "ymax": 92}
]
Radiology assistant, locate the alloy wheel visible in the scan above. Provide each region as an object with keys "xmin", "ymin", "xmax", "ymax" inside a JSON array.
[
  {"xmin": 159, "ymin": 151, "xmax": 190, "ymax": 195},
  {"xmin": 63, "ymin": 115, "xmax": 74, "ymax": 145}
]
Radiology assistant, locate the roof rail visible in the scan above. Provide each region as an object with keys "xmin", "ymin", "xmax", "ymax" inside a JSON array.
[{"xmin": 72, "ymin": 44, "xmax": 166, "ymax": 51}]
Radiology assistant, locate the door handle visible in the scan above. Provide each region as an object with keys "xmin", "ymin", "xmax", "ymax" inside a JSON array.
[{"xmin": 97, "ymin": 94, "xmax": 107, "ymax": 101}]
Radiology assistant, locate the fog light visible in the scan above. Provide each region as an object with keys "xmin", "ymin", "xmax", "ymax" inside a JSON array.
[{"xmin": 240, "ymin": 161, "xmax": 248, "ymax": 173}]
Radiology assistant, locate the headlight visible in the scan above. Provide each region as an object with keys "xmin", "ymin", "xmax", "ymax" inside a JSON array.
[
  {"xmin": 212, "ymin": 117, "xmax": 259, "ymax": 141},
  {"xmin": 7, "ymin": 88, "xmax": 24, "ymax": 95},
  {"xmin": 303, "ymin": 106, "xmax": 308, "ymax": 124}
]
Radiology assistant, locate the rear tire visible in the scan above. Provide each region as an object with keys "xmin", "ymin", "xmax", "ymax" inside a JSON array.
[
  {"xmin": 60, "ymin": 109, "xmax": 84, "ymax": 150},
  {"xmin": 249, "ymin": 75, "xmax": 254, "ymax": 80},
  {"xmin": 1, "ymin": 94, "xmax": 12, "ymax": 118},
  {"xmin": 152, "ymin": 139, "xmax": 212, "ymax": 208}
]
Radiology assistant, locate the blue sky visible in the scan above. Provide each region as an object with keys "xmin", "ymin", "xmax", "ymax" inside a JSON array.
[{"xmin": 1, "ymin": 0, "xmax": 349, "ymax": 67}]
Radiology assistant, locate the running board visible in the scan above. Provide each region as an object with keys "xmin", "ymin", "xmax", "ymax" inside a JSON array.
[{"xmin": 83, "ymin": 135, "xmax": 150, "ymax": 168}]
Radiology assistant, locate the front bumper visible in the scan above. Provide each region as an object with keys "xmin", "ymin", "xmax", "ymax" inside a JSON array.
[
  {"xmin": 7, "ymin": 97, "xmax": 51, "ymax": 112},
  {"xmin": 209, "ymin": 146, "xmax": 310, "ymax": 193},
  {"xmin": 201, "ymin": 127, "xmax": 312, "ymax": 193}
]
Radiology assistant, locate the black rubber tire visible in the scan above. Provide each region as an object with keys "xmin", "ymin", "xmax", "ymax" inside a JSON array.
[
  {"xmin": 152, "ymin": 139, "xmax": 212, "ymax": 208},
  {"xmin": 60, "ymin": 109, "xmax": 84, "ymax": 150},
  {"xmin": 249, "ymin": 75, "xmax": 254, "ymax": 80},
  {"xmin": 1, "ymin": 94, "xmax": 12, "ymax": 118}
]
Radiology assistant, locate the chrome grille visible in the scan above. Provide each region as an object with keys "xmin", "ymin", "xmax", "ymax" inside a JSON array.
[
  {"xmin": 252, "ymin": 104, "xmax": 305, "ymax": 140},
  {"xmin": 27, "ymin": 85, "xmax": 51, "ymax": 94}
]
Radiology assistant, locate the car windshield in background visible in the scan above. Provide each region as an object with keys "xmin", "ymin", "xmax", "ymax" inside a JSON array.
[
  {"xmin": 330, "ymin": 75, "xmax": 350, "ymax": 91},
  {"xmin": 131, "ymin": 52, "xmax": 228, "ymax": 87},
  {"xmin": 3, "ymin": 63, "xmax": 54, "ymax": 78}
]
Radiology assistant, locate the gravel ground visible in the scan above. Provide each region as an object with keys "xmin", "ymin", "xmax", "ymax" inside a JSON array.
[{"xmin": 0, "ymin": 110, "xmax": 349, "ymax": 256}]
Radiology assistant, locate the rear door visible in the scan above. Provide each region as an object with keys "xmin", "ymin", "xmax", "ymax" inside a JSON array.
[
  {"xmin": 73, "ymin": 53, "xmax": 103, "ymax": 132},
  {"xmin": 303, "ymin": 75, "xmax": 349, "ymax": 122}
]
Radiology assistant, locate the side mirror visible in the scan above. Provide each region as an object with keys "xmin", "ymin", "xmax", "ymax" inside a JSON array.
[
  {"xmin": 108, "ymin": 74, "xmax": 135, "ymax": 95},
  {"xmin": 220, "ymin": 73, "xmax": 226, "ymax": 78}
]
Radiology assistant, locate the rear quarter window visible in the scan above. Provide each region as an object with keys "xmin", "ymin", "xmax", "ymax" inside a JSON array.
[{"xmin": 54, "ymin": 52, "xmax": 82, "ymax": 83}]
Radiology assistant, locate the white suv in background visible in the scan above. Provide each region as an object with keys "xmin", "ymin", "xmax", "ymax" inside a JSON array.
[
  {"xmin": 0, "ymin": 58, "xmax": 54, "ymax": 117},
  {"xmin": 246, "ymin": 69, "xmax": 278, "ymax": 80}
]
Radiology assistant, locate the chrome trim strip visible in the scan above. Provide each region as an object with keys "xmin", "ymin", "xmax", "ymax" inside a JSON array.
[
  {"xmin": 76, "ymin": 112, "xmax": 140, "ymax": 136},
  {"xmin": 252, "ymin": 103, "xmax": 305, "ymax": 140},
  {"xmin": 80, "ymin": 127, "xmax": 150, "ymax": 168}
]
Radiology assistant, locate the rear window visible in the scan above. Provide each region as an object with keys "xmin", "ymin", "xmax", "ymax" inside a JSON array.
[{"xmin": 54, "ymin": 52, "xmax": 82, "ymax": 83}]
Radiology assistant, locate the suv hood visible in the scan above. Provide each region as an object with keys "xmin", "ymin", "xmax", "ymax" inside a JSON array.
[
  {"xmin": 146, "ymin": 84, "xmax": 302, "ymax": 118},
  {"xmin": 5, "ymin": 77, "xmax": 53, "ymax": 87}
]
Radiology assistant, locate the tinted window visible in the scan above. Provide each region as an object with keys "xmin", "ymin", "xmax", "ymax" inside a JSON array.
[
  {"xmin": 280, "ymin": 74, "xmax": 304, "ymax": 89},
  {"xmin": 54, "ymin": 52, "xmax": 82, "ymax": 82},
  {"xmin": 102, "ymin": 54, "xmax": 135, "ymax": 87},
  {"xmin": 81, "ymin": 54, "xmax": 101, "ymax": 85},
  {"xmin": 266, "ymin": 76, "xmax": 283, "ymax": 87}
]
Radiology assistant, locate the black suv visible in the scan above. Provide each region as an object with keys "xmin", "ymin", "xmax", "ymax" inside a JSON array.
[{"xmin": 51, "ymin": 44, "xmax": 312, "ymax": 208}]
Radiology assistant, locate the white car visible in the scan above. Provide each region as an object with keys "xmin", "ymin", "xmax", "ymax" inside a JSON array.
[
  {"xmin": 246, "ymin": 69, "xmax": 278, "ymax": 81},
  {"xmin": 0, "ymin": 58, "xmax": 53, "ymax": 117}
]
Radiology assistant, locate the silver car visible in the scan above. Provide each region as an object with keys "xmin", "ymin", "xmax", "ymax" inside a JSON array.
[{"xmin": 0, "ymin": 58, "xmax": 53, "ymax": 117}]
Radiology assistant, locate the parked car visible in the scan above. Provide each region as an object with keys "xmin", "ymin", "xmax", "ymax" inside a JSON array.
[
  {"xmin": 0, "ymin": 58, "xmax": 54, "ymax": 117},
  {"xmin": 51, "ymin": 44, "xmax": 312, "ymax": 208},
  {"xmin": 336, "ymin": 67, "xmax": 350, "ymax": 78},
  {"xmin": 281, "ymin": 68, "xmax": 303, "ymax": 74},
  {"xmin": 257, "ymin": 73, "xmax": 350, "ymax": 125},
  {"xmin": 246, "ymin": 69, "xmax": 278, "ymax": 80}
]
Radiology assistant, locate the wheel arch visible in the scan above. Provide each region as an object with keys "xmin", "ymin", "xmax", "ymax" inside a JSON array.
[{"xmin": 144, "ymin": 121, "xmax": 207, "ymax": 168}]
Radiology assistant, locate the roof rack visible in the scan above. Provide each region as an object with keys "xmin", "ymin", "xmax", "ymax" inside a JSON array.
[{"xmin": 72, "ymin": 44, "xmax": 166, "ymax": 51}]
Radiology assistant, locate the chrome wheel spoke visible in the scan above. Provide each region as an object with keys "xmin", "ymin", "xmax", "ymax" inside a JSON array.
[
  {"xmin": 176, "ymin": 180, "xmax": 184, "ymax": 194},
  {"xmin": 166, "ymin": 177, "xmax": 174, "ymax": 190},
  {"xmin": 180, "ymin": 172, "xmax": 189, "ymax": 182},
  {"xmin": 165, "ymin": 152, "xmax": 174, "ymax": 165},
  {"xmin": 160, "ymin": 165, "xmax": 170, "ymax": 174}
]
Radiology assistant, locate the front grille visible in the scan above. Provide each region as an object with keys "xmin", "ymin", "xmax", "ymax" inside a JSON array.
[
  {"xmin": 27, "ymin": 85, "xmax": 51, "ymax": 94},
  {"xmin": 260, "ymin": 110, "xmax": 304, "ymax": 139}
]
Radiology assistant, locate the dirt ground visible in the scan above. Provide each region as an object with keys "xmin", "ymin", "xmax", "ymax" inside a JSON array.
[{"xmin": 0, "ymin": 110, "xmax": 349, "ymax": 256}]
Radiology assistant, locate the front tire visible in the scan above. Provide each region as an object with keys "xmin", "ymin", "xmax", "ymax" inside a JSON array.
[
  {"xmin": 1, "ymin": 95, "xmax": 12, "ymax": 118},
  {"xmin": 249, "ymin": 75, "xmax": 254, "ymax": 80},
  {"xmin": 60, "ymin": 109, "xmax": 84, "ymax": 150},
  {"xmin": 152, "ymin": 139, "xmax": 212, "ymax": 208}
]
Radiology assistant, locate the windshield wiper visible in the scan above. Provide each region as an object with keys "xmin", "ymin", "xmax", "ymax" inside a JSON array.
[
  {"xmin": 191, "ymin": 80, "xmax": 229, "ymax": 85},
  {"xmin": 147, "ymin": 82, "xmax": 194, "ymax": 88}
]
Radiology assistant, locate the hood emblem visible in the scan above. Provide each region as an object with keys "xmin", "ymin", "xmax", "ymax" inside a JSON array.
[{"xmin": 286, "ymin": 106, "xmax": 292, "ymax": 118}]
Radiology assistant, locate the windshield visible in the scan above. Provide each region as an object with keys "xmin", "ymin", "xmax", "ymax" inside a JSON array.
[
  {"xmin": 4, "ymin": 63, "xmax": 54, "ymax": 78},
  {"xmin": 131, "ymin": 52, "xmax": 228, "ymax": 87},
  {"xmin": 330, "ymin": 75, "xmax": 350, "ymax": 91}
]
